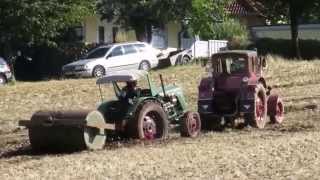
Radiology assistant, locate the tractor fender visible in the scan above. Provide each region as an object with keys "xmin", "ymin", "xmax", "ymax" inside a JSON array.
[
  {"xmin": 267, "ymin": 94, "xmax": 283, "ymax": 116},
  {"xmin": 246, "ymin": 73, "xmax": 266, "ymax": 88},
  {"xmin": 131, "ymin": 97, "xmax": 163, "ymax": 115}
]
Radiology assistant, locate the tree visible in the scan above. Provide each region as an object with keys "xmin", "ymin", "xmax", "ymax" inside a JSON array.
[
  {"xmin": 97, "ymin": 0, "xmax": 190, "ymax": 42},
  {"xmin": 0, "ymin": 0, "xmax": 95, "ymax": 59},
  {"xmin": 257, "ymin": 0, "xmax": 319, "ymax": 58},
  {"xmin": 187, "ymin": 0, "xmax": 231, "ymax": 40}
]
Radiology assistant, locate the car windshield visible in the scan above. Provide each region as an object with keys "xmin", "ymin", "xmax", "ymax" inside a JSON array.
[
  {"xmin": 224, "ymin": 57, "xmax": 247, "ymax": 74},
  {"xmin": 86, "ymin": 47, "xmax": 110, "ymax": 59}
]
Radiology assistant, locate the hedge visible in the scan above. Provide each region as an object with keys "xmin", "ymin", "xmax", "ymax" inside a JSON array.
[
  {"xmin": 253, "ymin": 38, "xmax": 320, "ymax": 60},
  {"xmin": 14, "ymin": 43, "xmax": 103, "ymax": 81}
]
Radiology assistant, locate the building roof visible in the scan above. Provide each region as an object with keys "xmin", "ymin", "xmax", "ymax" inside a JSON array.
[{"xmin": 227, "ymin": 0, "xmax": 265, "ymax": 17}]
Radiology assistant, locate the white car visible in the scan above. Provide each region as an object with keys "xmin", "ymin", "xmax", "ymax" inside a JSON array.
[
  {"xmin": 62, "ymin": 42, "xmax": 159, "ymax": 78},
  {"xmin": 0, "ymin": 57, "xmax": 13, "ymax": 85}
]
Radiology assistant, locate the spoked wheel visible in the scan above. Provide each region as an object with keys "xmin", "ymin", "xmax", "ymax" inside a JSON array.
[
  {"xmin": 245, "ymin": 84, "xmax": 267, "ymax": 129},
  {"xmin": 128, "ymin": 101, "xmax": 168, "ymax": 140},
  {"xmin": 142, "ymin": 114, "xmax": 158, "ymax": 140},
  {"xmin": 139, "ymin": 61, "xmax": 151, "ymax": 71},
  {"xmin": 92, "ymin": 65, "xmax": 105, "ymax": 78},
  {"xmin": 176, "ymin": 56, "xmax": 190, "ymax": 66},
  {"xmin": 268, "ymin": 95, "xmax": 284, "ymax": 124},
  {"xmin": 84, "ymin": 111, "xmax": 107, "ymax": 150},
  {"xmin": 180, "ymin": 112, "xmax": 201, "ymax": 138}
]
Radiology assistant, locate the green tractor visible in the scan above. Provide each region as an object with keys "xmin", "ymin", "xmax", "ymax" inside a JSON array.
[{"xmin": 19, "ymin": 70, "xmax": 201, "ymax": 151}]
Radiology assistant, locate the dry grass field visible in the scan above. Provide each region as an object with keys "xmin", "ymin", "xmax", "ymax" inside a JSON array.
[{"xmin": 0, "ymin": 56, "xmax": 319, "ymax": 179}]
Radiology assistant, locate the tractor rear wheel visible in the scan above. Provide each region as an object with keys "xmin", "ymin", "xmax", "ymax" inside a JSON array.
[
  {"xmin": 245, "ymin": 84, "xmax": 267, "ymax": 129},
  {"xmin": 180, "ymin": 112, "xmax": 201, "ymax": 138},
  {"xmin": 128, "ymin": 101, "xmax": 168, "ymax": 140}
]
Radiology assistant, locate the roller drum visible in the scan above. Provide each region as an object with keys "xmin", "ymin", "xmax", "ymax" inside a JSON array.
[{"xmin": 28, "ymin": 110, "xmax": 91, "ymax": 151}]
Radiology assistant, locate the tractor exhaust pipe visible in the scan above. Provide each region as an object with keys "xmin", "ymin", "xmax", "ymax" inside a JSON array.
[{"xmin": 159, "ymin": 74, "xmax": 167, "ymax": 97}]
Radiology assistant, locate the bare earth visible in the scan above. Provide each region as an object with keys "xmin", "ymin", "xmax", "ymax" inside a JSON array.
[{"xmin": 0, "ymin": 56, "xmax": 319, "ymax": 179}]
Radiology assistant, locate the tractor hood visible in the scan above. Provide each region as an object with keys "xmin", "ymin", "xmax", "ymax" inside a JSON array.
[{"xmin": 154, "ymin": 84, "xmax": 183, "ymax": 96}]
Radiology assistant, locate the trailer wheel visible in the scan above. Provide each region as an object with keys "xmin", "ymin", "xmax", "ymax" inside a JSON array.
[
  {"xmin": 245, "ymin": 84, "xmax": 267, "ymax": 129},
  {"xmin": 180, "ymin": 111, "xmax": 201, "ymax": 137},
  {"xmin": 128, "ymin": 101, "xmax": 168, "ymax": 140}
]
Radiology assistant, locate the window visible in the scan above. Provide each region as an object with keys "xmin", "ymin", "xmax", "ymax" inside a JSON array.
[
  {"xmin": 123, "ymin": 45, "xmax": 137, "ymax": 54},
  {"xmin": 99, "ymin": 26, "xmax": 105, "ymax": 43},
  {"xmin": 227, "ymin": 58, "xmax": 246, "ymax": 74},
  {"xmin": 87, "ymin": 47, "xmax": 110, "ymax": 59},
  {"xmin": 134, "ymin": 44, "xmax": 147, "ymax": 52},
  {"xmin": 110, "ymin": 46, "xmax": 123, "ymax": 57},
  {"xmin": 74, "ymin": 26, "xmax": 84, "ymax": 41}
]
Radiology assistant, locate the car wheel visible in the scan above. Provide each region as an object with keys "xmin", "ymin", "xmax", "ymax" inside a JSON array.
[
  {"xmin": 92, "ymin": 66, "xmax": 105, "ymax": 78},
  {"xmin": 0, "ymin": 75, "xmax": 6, "ymax": 86},
  {"xmin": 176, "ymin": 56, "xmax": 190, "ymax": 66},
  {"xmin": 139, "ymin": 61, "xmax": 151, "ymax": 71}
]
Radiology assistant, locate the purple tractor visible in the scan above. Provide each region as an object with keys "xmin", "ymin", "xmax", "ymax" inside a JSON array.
[{"xmin": 198, "ymin": 50, "xmax": 284, "ymax": 130}]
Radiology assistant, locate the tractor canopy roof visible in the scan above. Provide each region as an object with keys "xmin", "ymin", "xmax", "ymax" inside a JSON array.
[
  {"xmin": 96, "ymin": 70, "xmax": 148, "ymax": 84},
  {"xmin": 212, "ymin": 50, "xmax": 257, "ymax": 59}
]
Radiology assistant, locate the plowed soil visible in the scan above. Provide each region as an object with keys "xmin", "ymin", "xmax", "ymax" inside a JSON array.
[{"xmin": 0, "ymin": 56, "xmax": 319, "ymax": 179}]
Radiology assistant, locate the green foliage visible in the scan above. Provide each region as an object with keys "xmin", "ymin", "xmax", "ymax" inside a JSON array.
[
  {"xmin": 97, "ymin": 0, "xmax": 190, "ymax": 41},
  {"xmin": 212, "ymin": 19, "xmax": 249, "ymax": 49},
  {"xmin": 254, "ymin": 38, "xmax": 320, "ymax": 60},
  {"xmin": 187, "ymin": 0, "xmax": 249, "ymax": 46},
  {"xmin": 188, "ymin": 0, "xmax": 230, "ymax": 39},
  {"xmin": 257, "ymin": 0, "xmax": 319, "ymax": 24},
  {"xmin": 0, "ymin": 0, "xmax": 94, "ymax": 54},
  {"xmin": 256, "ymin": 0, "xmax": 320, "ymax": 58}
]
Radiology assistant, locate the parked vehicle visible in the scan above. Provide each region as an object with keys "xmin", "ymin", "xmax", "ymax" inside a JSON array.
[
  {"xmin": 198, "ymin": 50, "xmax": 284, "ymax": 130},
  {"xmin": 19, "ymin": 70, "xmax": 201, "ymax": 151},
  {"xmin": 62, "ymin": 42, "xmax": 159, "ymax": 78},
  {"xmin": 0, "ymin": 57, "xmax": 13, "ymax": 85}
]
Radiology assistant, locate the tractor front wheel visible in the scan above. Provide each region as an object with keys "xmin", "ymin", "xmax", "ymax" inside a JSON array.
[
  {"xmin": 128, "ymin": 101, "xmax": 168, "ymax": 140},
  {"xmin": 245, "ymin": 84, "xmax": 267, "ymax": 129},
  {"xmin": 180, "ymin": 112, "xmax": 201, "ymax": 138}
]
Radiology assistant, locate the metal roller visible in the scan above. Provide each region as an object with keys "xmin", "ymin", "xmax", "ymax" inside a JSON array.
[{"xmin": 27, "ymin": 111, "xmax": 89, "ymax": 151}]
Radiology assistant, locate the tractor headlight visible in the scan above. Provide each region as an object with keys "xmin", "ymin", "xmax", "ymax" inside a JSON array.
[
  {"xmin": 170, "ymin": 95, "xmax": 178, "ymax": 104},
  {"xmin": 242, "ymin": 76, "xmax": 249, "ymax": 83}
]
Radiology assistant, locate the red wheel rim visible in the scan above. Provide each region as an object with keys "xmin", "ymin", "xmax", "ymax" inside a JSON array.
[
  {"xmin": 255, "ymin": 95, "xmax": 265, "ymax": 122},
  {"xmin": 143, "ymin": 115, "xmax": 157, "ymax": 140},
  {"xmin": 188, "ymin": 115, "xmax": 198, "ymax": 134},
  {"xmin": 275, "ymin": 101, "xmax": 284, "ymax": 123},
  {"xmin": 187, "ymin": 113, "xmax": 200, "ymax": 135}
]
